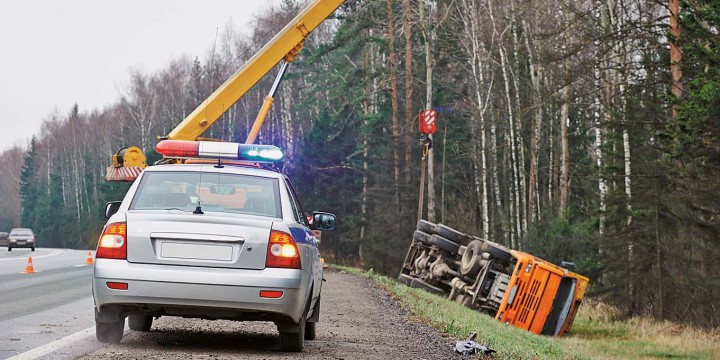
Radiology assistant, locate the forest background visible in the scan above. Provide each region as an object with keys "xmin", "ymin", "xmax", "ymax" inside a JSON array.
[{"xmin": 0, "ymin": 0, "xmax": 717, "ymax": 328}]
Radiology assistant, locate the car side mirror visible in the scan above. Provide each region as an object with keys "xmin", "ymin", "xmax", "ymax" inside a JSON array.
[
  {"xmin": 105, "ymin": 201, "xmax": 122, "ymax": 219},
  {"xmin": 312, "ymin": 212, "xmax": 337, "ymax": 231}
]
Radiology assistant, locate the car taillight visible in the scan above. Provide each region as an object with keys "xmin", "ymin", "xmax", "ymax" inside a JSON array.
[
  {"xmin": 266, "ymin": 230, "xmax": 300, "ymax": 269},
  {"xmin": 96, "ymin": 222, "xmax": 127, "ymax": 259}
]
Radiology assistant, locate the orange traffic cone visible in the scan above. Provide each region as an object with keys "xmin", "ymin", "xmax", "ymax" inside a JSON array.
[
  {"xmin": 85, "ymin": 251, "xmax": 94, "ymax": 265},
  {"xmin": 23, "ymin": 256, "xmax": 36, "ymax": 274}
]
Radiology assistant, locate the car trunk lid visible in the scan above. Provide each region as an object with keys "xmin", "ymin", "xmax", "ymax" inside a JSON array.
[{"xmin": 125, "ymin": 211, "xmax": 270, "ymax": 270}]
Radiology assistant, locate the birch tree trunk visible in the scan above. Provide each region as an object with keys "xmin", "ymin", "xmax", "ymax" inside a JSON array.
[
  {"xmin": 559, "ymin": 63, "xmax": 571, "ymax": 217},
  {"xmin": 459, "ymin": 0, "xmax": 492, "ymax": 240}
]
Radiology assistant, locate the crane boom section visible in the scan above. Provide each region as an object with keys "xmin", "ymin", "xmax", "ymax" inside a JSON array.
[{"xmin": 167, "ymin": 0, "xmax": 344, "ymax": 141}]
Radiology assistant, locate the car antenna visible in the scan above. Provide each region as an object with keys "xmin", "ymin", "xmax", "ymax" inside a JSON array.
[{"xmin": 193, "ymin": 199, "xmax": 204, "ymax": 214}]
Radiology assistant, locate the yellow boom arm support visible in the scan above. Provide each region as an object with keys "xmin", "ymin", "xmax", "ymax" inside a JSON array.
[{"xmin": 167, "ymin": 0, "xmax": 345, "ymax": 141}]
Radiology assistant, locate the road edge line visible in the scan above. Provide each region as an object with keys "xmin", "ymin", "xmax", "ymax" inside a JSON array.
[{"xmin": 6, "ymin": 326, "xmax": 95, "ymax": 360}]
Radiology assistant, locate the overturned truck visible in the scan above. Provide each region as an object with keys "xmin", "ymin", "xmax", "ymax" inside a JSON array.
[{"xmin": 398, "ymin": 220, "xmax": 589, "ymax": 337}]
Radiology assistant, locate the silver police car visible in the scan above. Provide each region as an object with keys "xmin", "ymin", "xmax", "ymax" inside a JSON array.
[{"xmin": 93, "ymin": 141, "xmax": 336, "ymax": 352}]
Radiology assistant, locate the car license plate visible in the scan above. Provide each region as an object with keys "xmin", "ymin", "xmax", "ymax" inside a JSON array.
[{"xmin": 160, "ymin": 242, "xmax": 233, "ymax": 261}]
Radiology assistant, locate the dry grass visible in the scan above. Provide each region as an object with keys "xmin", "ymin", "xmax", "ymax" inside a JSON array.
[{"xmin": 562, "ymin": 299, "xmax": 720, "ymax": 359}]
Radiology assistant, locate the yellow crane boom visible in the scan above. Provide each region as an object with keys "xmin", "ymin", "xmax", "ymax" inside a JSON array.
[
  {"xmin": 167, "ymin": 0, "xmax": 345, "ymax": 142},
  {"xmin": 107, "ymin": 0, "xmax": 345, "ymax": 181}
]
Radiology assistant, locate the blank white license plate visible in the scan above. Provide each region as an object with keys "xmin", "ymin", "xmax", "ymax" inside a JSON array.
[{"xmin": 161, "ymin": 242, "xmax": 233, "ymax": 261}]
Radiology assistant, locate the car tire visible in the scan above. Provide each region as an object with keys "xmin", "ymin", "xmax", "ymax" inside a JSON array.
[
  {"xmin": 128, "ymin": 314, "xmax": 153, "ymax": 331},
  {"xmin": 429, "ymin": 234, "xmax": 461, "ymax": 254},
  {"xmin": 412, "ymin": 230, "xmax": 432, "ymax": 246},
  {"xmin": 279, "ymin": 318, "xmax": 305, "ymax": 352},
  {"xmin": 7, "ymin": 247, "xmax": 10, "ymax": 252},
  {"xmin": 304, "ymin": 320, "xmax": 316, "ymax": 340},
  {"xmin": 416, "ymin": 220, "xmax": 436, "ymax": 234},
  {"xmin": 461, "ymin": 240, "xmax": 484, "ymax": 276},
  {"xmin": 435, "ymin": 224, "xmax": 467, "ymax": 243},
  {"xmin": 96, "ymin": 319, "xmax": 124, "ymax": 344},
  {"xmin": 31, "ymin": 247, "xmax": 35, "ymax": 252}
]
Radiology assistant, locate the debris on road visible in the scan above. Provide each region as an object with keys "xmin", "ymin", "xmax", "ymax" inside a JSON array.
[{"xmin": 453, "ymin": 332, "xmax": 496, "ymax": 356}]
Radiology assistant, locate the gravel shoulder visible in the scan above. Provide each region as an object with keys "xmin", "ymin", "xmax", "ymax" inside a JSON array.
[{"xmin": 80, "ymin": 268, "xmax": 454, "ymax": 359}]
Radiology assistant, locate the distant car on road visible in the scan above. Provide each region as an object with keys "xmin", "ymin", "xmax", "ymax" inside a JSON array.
[
  {"xmin": 0, "ymin": 232, "xmax": 8, "ymax": 246},
  {"xmin": 8, "ymin": 228, "xmax": 36, "ymax": 251},
  {"xmin": 92, "ymin": 140, "xmax": 337, "ymax": 352}
]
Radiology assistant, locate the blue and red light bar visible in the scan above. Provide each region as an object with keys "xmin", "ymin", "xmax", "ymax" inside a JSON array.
[{"xmin": 156, "ymin": 140, "xmax": 283, "ymax": 163}]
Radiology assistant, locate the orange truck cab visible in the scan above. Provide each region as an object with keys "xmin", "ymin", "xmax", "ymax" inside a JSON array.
[{"xmin": 496, "ymin": 251, "xmax": 589, "ymax": 336}]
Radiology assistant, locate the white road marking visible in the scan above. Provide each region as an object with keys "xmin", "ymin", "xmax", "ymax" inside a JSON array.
[
  {"xmin": 0, "ymin": 249, "xmax": 64, "ymax": 261},
  {"xmin": 6, "ymin": 326, "xmax": 95, "ymax": 360}
]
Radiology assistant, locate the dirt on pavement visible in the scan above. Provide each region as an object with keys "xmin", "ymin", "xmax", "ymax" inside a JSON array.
[{"xmin": 80, "ymin": 268, "xmax": 456, "ymax": 359}]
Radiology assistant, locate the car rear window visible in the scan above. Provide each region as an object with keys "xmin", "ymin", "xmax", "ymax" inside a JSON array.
[{"xmin": 130, "ymin": 171, "xmax": 281, "ymax": 218}]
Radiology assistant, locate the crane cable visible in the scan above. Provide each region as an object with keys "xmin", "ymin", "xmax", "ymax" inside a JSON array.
[{"xmin": 417, "ymin": 135, "xmax": 431, "ymax": 223}]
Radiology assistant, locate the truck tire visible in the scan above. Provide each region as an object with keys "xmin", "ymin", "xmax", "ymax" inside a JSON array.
[
  {"xmin": 435, "ymin": 224, "xmax": 468, "ymax": 243},
  {"xmin": 461, "ymin": 240, "xmax": 484, "ymax": 276},
  {"xmin": 482, "ymin": 242, "xmax": 513, "ymax": 262},
  {"xmin": 412, "ymin": 230, "xmax": 432, "ymax": 245},
  {"xmin": 416, "ymin": 220, "xmax": 436, "ymax": 234},
  {"xmin": 429, "ymin": 234, "xmax": 461, "ymax": 254},
  {"xmin": 410, "ymin": 278, "xmax": 445, "ymax": 295}
]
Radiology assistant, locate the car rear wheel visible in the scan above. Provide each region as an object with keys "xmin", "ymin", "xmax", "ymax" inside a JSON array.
[
  {"xmin": 128, "ymin": 313, "xmax": 153, "ymax": 331},
  {"xmin": 7, "ymin": 247, "xmax": 10, "ymax": 252},
  {"xmin": 31, "ymin": 247, "xmax": 35, "ymax": 251},
  {"xmin": 279, "ymin": 318, "xmax": 305, "ymax": 352},
  {"xmin": 96, "ymin": 319, "xmax": 124, "ymax": 344}
]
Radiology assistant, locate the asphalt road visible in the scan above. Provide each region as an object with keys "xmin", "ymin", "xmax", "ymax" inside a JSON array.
[{"xmin": 0, "ymin": 248, "xmax": 452, "ymax": 359}]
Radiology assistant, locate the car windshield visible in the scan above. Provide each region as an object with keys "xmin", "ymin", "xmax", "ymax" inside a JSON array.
[
  {"xmin": 130, "ymin": 171, "xmax": 281, "ymax": 218},
  {"xmin": 11, "ymin": 229, "xmax": 33, "ymax": 236}
]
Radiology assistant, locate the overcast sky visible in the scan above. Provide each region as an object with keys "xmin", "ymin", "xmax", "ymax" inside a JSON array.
[{"xmin": 0, "ymin": 0, "xmax": 278, "ymax": 153}]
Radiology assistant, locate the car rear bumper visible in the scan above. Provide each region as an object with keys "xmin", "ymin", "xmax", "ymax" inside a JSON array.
[
  {"xmin": 8, "ymin": 240, "xmax": 34, "ymax": 248},
  {"xmin": 92, "ymin": 259, "xmax": 311, "ymax": 324}
]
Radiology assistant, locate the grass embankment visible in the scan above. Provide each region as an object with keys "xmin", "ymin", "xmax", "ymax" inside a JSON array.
[{"xmin": 336, "ymin": 266, "xmax": 720, "ymax": 359}]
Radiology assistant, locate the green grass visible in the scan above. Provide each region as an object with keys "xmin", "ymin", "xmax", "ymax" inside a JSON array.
[{"xmin": 335, "ymin": 266, "xmax": 720, "ymax": 360}]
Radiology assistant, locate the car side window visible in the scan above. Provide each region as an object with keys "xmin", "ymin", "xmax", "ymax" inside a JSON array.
[{"xmin": 284, "ymin": 178, "xmax": 308, "ymax": 227}]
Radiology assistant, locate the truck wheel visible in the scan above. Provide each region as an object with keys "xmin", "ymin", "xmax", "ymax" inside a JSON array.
[
  {"xmin": 461, "ymin": 240, "xmax": 484, "ymax": 276},
  {"xmin": 410, "ymin": 278, "xmax": 445, "ymax": 295},
  {"xmin": 482, "ymin": 242, "xmax": 513, "ymax": 262},
  {"xmin": 412, "ymin": 230, "xmax": 432, "ymax": 246},
  {"xmin": 429, "ymin": 234, "xmax": 461, "ymax": 254},
  {"xmin": 435, "ymin": 224, "xmax": 468, "ymax": 243},
  {"xmin": 128, "ymin": 314, "xmax": 153, "ymax": 331},
  {"xmin": 416, "ymin": 220, "xmax": 436, "ymax": 234}
]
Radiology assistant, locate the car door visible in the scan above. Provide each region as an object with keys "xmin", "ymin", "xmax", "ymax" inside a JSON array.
[{"xmin": 283, "ymin": 177, "xmax": 322, "ymax": 301}]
